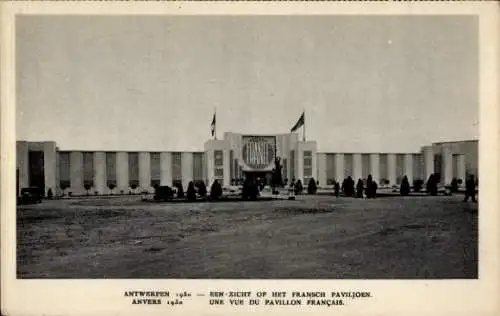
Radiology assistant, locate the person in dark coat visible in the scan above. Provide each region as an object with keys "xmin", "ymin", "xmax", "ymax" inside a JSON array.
[
  {"xmin": 463, "ymin": 175, "xmax": 477, "ymax": 202},
  {"xmin": 371, "ymin": 180, "xmax": 378, "ymax": 198},
  {"xmin": 450, "ymin": 177, "xmax": 459, "ymax": 193},
  {"xmin": 356, "ymin": 178, "xmax": 364, "ymax": 198},
  {"xmin": 176, "ymin": 183, "xmax": 184, "ymax": 198},
  {"xmin": 334, "ymin": 181, "xmax": 340, "ymax": 197},
  {"xmin": 343, "ymin": 177, "xmax": 353, "ymax": 197},
  {"xmin": 341, "ymin": 178, "xmax": 347, "ymax": 196},
  {"xmin": 294, "ymin": 179, "xmax": 303, "ymax": 195},
  {"xmin": 366, "ymin": 175, "xmax": 373, "ymax": 198},
  {"xmin": 348, "ymin": 176, "xmax": 355, "ymax": 197}
]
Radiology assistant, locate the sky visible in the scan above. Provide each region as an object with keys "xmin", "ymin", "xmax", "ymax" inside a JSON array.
[{"xmin": 16, "ymin": 15, "xmax": 478, "ymax": 153}]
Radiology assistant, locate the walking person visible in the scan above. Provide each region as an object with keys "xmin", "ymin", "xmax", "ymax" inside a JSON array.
[
  {"xmin": 366, "ymin": 174, "xmax": 373, "ymax": 198},
  {"xmin": 463, "ymin": 175, "xmax": 477, "ymax": 202},
  {"xmin": 348, "ymin": 176, "xmax": 355, "ymax": 197},
  {"xmin": 356, "ymin": 178, "xmax": 364, "ymax": 198}
]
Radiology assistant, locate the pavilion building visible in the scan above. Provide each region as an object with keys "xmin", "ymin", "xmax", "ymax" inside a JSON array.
[{"xmin": 16, "ymin": 132, "xmax": 478, "ymax": 196}]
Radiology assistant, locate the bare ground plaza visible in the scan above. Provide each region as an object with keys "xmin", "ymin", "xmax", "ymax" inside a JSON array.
[{"xmin": 17, "ymin": 194, "xmax": 478, "ymax": 279}]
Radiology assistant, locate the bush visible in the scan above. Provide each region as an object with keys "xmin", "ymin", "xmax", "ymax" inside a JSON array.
[
  {"xmin": 186, "ymin": 181, "xmax": 197, "ymax": 201},
  {"xmin": 444, "ymin": 185, "xmax": 452, "ymax": 196},
  {"xmin": 210, "ymin": 180, "xmax": 222, "ymax": 200},
  {"xmin": 400, "ymin": 176, "xmax": 410, "ymax": 196},
  {"xmin": 413, "ymin": 179, "xmax": 424, "ymax": 192},
  {"xmin": 84, "ymin": 184, "xmax": 92, "ymax": 195},
  {"xmin": 307, "ymin": 178, "xmax": 318, "ymax": 194},
  {"xmin": 197, "ymin": 181, "xmax": 207, "ymax": 197},
  {"xmin": 154, "ymin": 186, "xmax": 174, "ymax": 201},
  {"xmin": 60, "ymin": 182, "xmax": 70, "ymax": 196},
  {"xmin": 426, "ymin": 173, "xmax": 438, "ymax": 196},
  {"xmin": 108, "ymin": 183, "xmax": 116, "ymax": 195}
]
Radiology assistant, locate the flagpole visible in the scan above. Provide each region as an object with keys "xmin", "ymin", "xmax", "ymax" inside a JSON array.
[
  {"xmin": 303, "ymin": 109, "xmax": 306, "ymax": 142},
  {"xmin": 214, "ymin": 108, "xmax": 217, "ymax": 140}
]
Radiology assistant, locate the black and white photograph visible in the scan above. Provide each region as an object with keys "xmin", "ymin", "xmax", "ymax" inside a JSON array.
[
  {"xmin": 13, "ymin": 13, "xmax": 482, "ymax": 280},
  {"xmin": 3, "ymin": 1, "xmax": 500, "ymax": 315}
]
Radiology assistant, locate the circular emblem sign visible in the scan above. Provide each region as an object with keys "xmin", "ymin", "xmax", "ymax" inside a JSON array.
[{"xmin": 242, "ymin": 136, "xmax": 276, "ymax": 170}]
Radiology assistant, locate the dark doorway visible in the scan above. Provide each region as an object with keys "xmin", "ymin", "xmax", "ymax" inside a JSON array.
[
  {"xmin": 28, "ymin": 151, "xmax": 45, "ymax": 194},
  {"xmin": 245, "ymin": 171, "xmax": 272, "ymax": 186}
]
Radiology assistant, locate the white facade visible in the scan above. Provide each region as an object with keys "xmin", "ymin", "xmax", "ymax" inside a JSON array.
[{"xmin": 16, "ymin": 135, "xmax": 477, "ymax": 196}]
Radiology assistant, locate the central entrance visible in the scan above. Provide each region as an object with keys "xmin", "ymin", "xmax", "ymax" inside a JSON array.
[{"xmin": 244, "ymin": 171, "xmax": 272, "ymax": 186}]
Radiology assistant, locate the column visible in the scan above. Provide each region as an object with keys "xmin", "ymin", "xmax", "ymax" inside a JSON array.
[
  {"xmin": 223, "ymin": 149, "xmax": 230, "ymax": 187},
  {"xmin": 311, "ymin": 151, "xmax": 318, "ymax": 184},
  {"xmin": 317, "ymin": 153, "xmax": 327, "ymax": 187},
  {"xmin": 160, "ymin": 152, "xmax": 172, "ymax": 186},
  {"xmin": 181, "ymin": 152, "xmax": 194, "ymax": 190},
  {"xmin": 297, "ymin": 149, "xmax": 304, "ymax": 183},
  {"xmin": 139, "ymin": 152, "xmax": 151, "ymax": 191},
  {"xmin": 369, "ymin": 153, "xmax": 380, "ymax": 184},
  {"xmin": 353, "ymin": 153, "xmax": 362, "ymax": 181},
  {"xmin": 387, "ymin": 153, "xmax": 397, "ymax": 185},
  {"xmin": 423, "ymin": 147, "xmax": 434, "ymax": 181},
  {"xmin": 288, "ymin": 151, "xmax": 294, "ymax": 181},
  {"xmin": 457, "ymin": 154, "xmax": 466, "ymax": 185},
  {"xmin": 70, "ymin": 151, "xmax": 83, "ymax": 194},
  {"xmin": 404, "ymin": 154, "xmax": 414, "ymax": 183},
  {"xmin": 16, "ymin": 142, "xmax": 29, "ymax": 189},
  {"xmin": 442, "ymin": 147, "xmax": 453, "ymax": 185},
  {"xmin": 55, "ymin": 152, "xmax": 60, "ymax": 195},
  {"xmin": 93, "ymin": 152, "xmax": 106, "ymax": 194},
  {"xmin": 334, "ymin": 153, "xmax": 344, "ymax": 183},
  {"xmin": 43, "ymin": 142, "xmax": 57, "ymax": 196},
  {"xmin": 205, "ymin": 150, "xmax": 214, "ymax": 187},
  {"xmin": 116, "ymin": 152, "xmax": 129, "ymax": 192}
]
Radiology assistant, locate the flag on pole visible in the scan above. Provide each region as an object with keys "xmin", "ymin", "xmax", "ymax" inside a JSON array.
[
  {"xmin": 211, "ymin": 112, "xmax": 216, "ymax": 138},
  {"xmin": 290, "ymin": 112, "xmax": 305, "ymax": 132}
]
